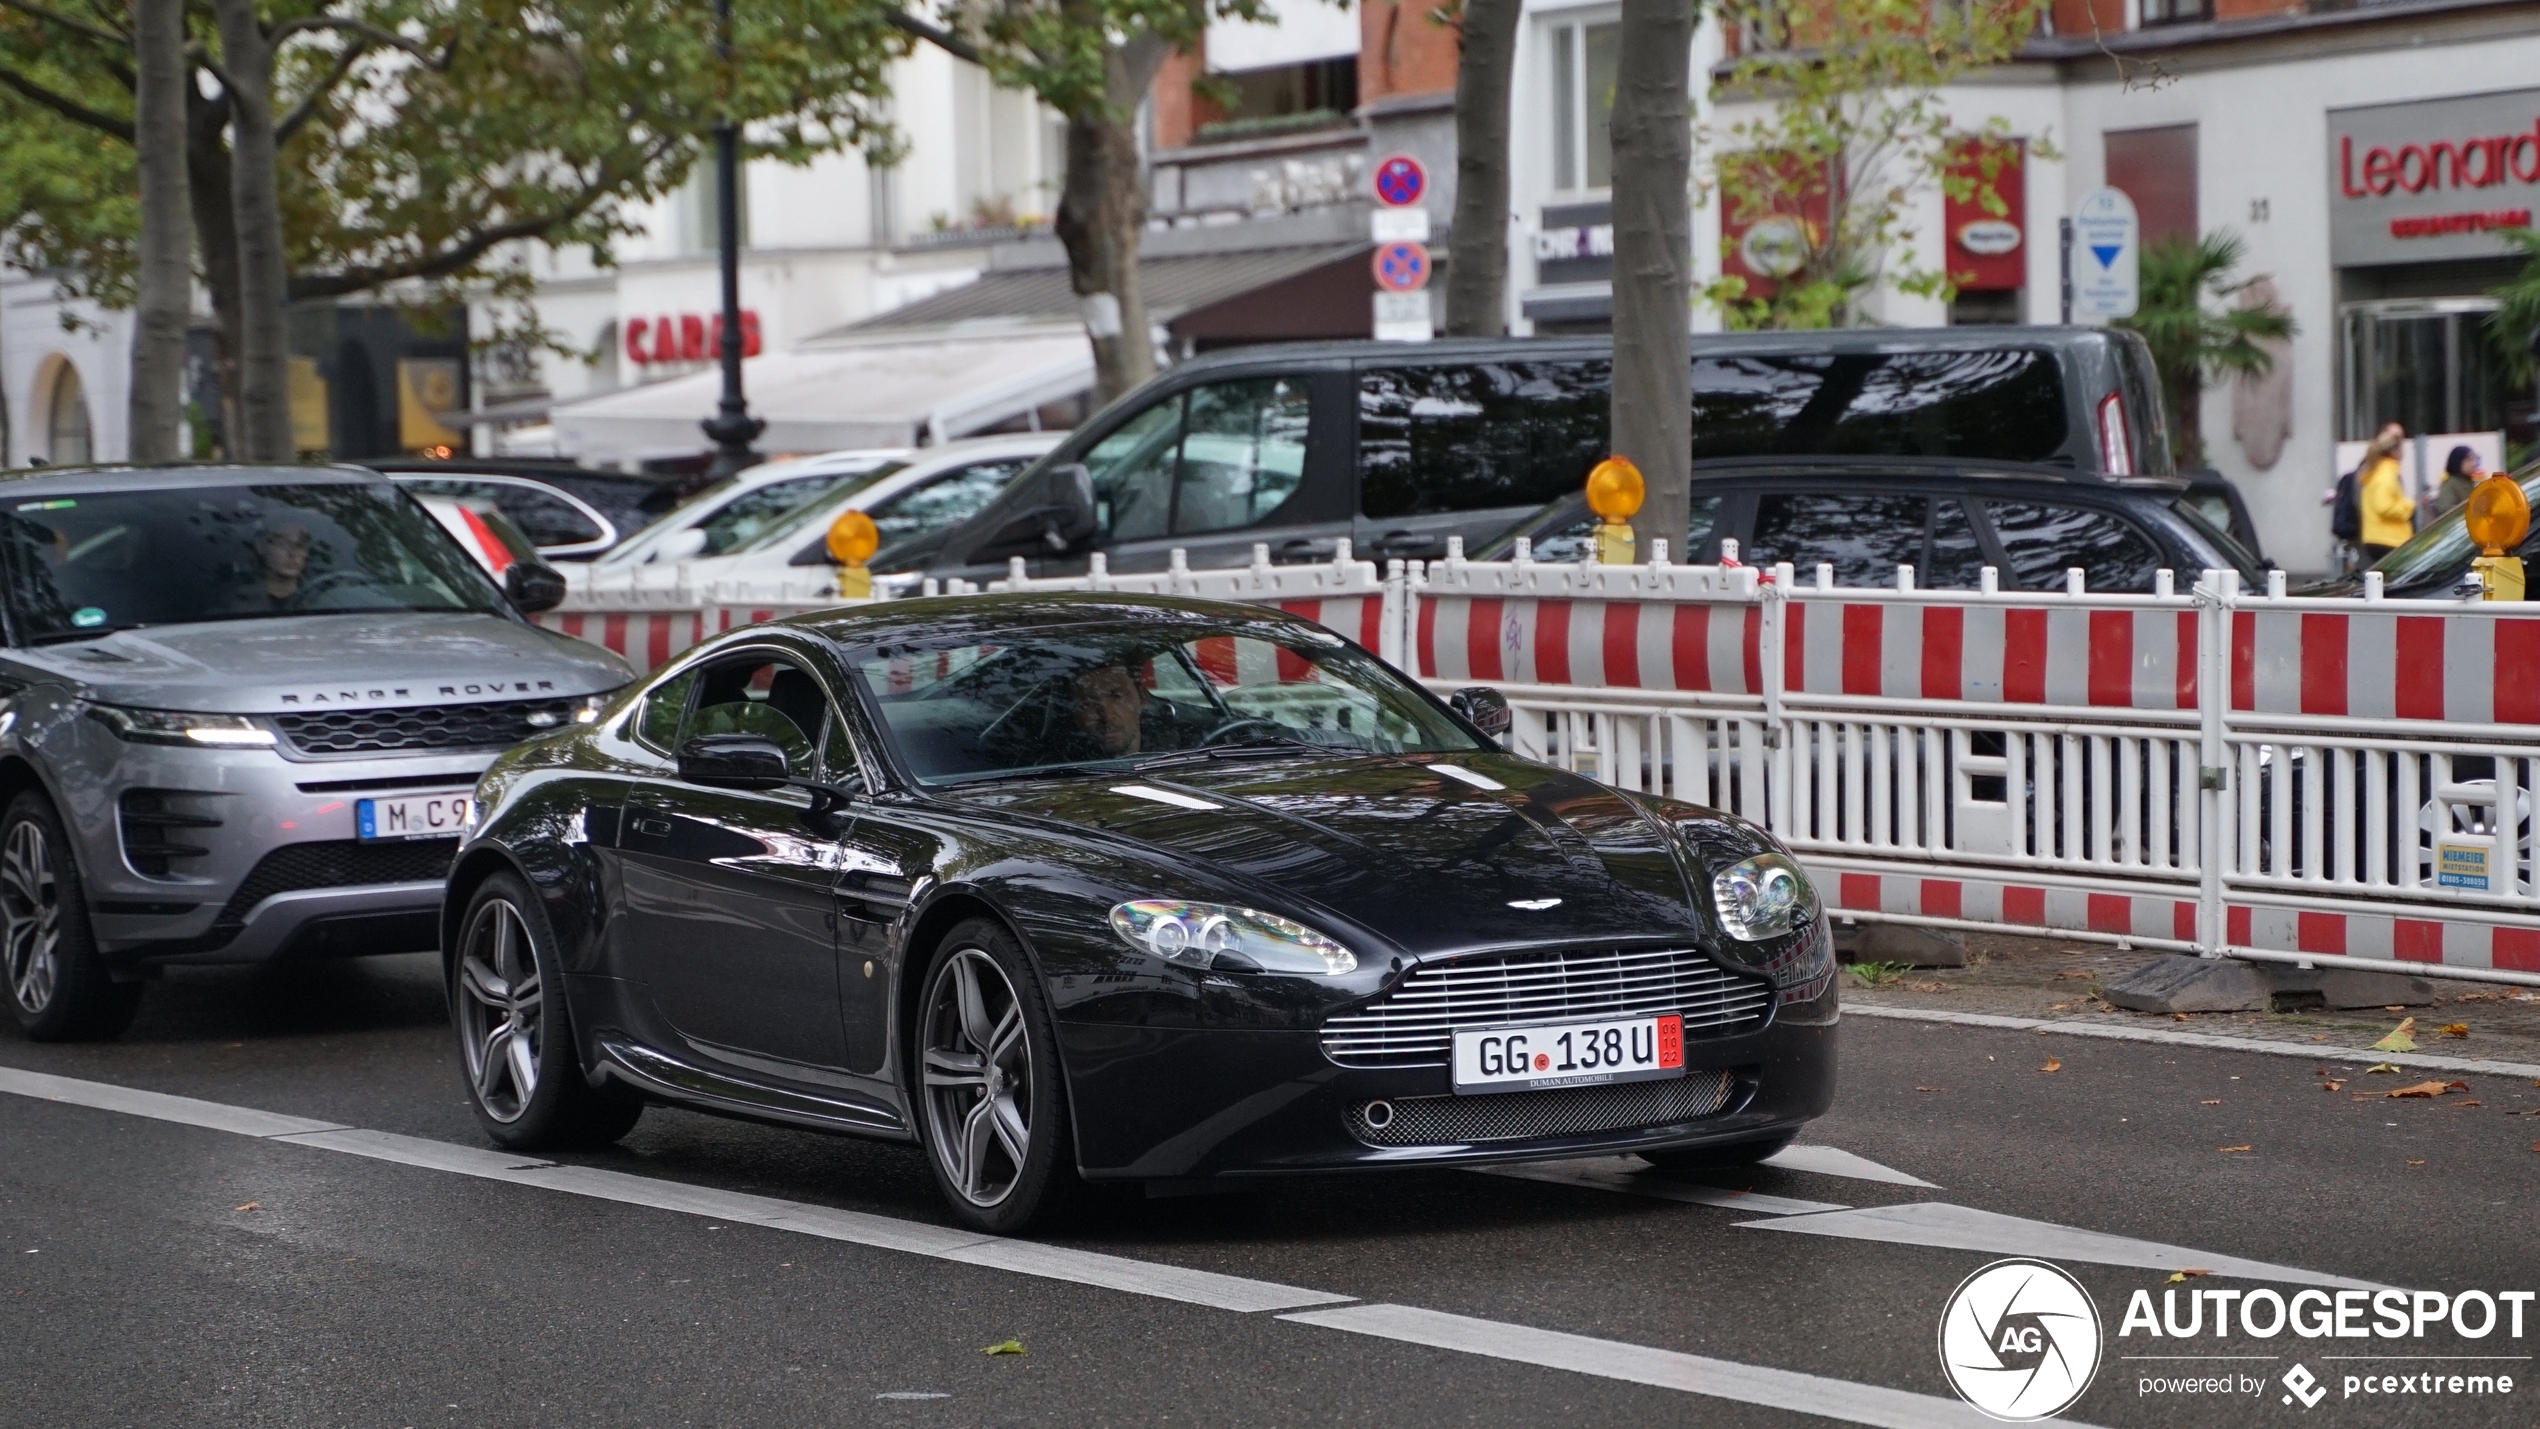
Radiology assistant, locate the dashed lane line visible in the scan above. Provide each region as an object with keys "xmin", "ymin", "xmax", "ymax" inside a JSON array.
[
  {"xmin": 1846, "ymin": 1004, "xmax": 2540, "ymax": 1079},
  {"xmin": 0, "ymin": 1062, "xmax": 2029, "ymax": 1428}
]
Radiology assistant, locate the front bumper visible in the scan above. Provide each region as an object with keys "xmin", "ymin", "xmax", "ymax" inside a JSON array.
[{"xmin": 1057, "ymin": 979, "xmax": 1838, "ymax": 1180}]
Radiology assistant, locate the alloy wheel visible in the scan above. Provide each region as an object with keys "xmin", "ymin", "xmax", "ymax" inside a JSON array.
[
  {"xmin": 457, "ymin": 898, "xmax": 542, "ymax": 1122},
  {"xmin": 920, "ymin": 949, "xmax": 1033, "ymax": 1208},
  {"xmin": 0, "ymin": 819, "xmax": 57, "ymax": 1016}
]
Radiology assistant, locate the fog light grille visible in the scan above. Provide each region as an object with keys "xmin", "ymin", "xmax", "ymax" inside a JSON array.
[{"xmin": 1347, "ymin": 1070, "xmax": 1736, "ymax": 1147}]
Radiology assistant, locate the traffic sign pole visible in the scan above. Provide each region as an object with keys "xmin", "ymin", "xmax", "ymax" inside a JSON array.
[{"xmin": 2059, "ymin": 217, "xmax": 2073, "ymax": 326}]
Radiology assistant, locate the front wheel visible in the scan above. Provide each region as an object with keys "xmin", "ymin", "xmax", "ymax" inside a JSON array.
[
  {"xmin": 1, "ymin": 792, "xmax": 140, "ymax": 1041},
  {"xmin": 450, "ymin": 871, "xmax": 642, "ymax": 1149},
  {"xmin": 914, "ymin": 918, "xmax": 1080, "ymax": 1234}
]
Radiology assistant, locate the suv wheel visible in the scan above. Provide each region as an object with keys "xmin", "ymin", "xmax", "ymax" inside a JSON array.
[
  {"xmin": 451, "ymin": 871, "xmax": 642, "ymax": 1148},
  {"xmin": 1, "ymin": 792, "xmax": 141, "ymax": 1041}
]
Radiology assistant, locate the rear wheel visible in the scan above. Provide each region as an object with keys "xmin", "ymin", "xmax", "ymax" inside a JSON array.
[
  {"xmin": 915, "ymin": 918, "xmax": 1079, "ymax": 1234},
  {"xmin": 2, "ymin": 792, "xmax": 140, "ymax": 1042},
  {"xmin": 451, "ymin": 871, "xmax": 642, "ymax": 1149},
  {"xmin": 1639, "ymin": 1130, "xmax": 1797, "ymax": 1175}
]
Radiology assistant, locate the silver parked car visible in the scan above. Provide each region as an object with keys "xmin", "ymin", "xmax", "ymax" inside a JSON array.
[{"xmin": 0, "ymin": 466, "xmax": 630, "ymax": 1040}]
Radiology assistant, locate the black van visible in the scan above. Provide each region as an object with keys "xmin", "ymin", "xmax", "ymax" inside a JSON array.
[{"xmin": 874, "ymin": 327, "xmax": 2172, "ymax": 584}]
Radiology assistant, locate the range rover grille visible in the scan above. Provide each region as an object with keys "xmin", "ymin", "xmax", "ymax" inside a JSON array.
[
  {"xmin": 1320, "ymin": 946, "xmax": 1773, "ymax": 1068},
  {"xmin": 273, "ymin": 697, "xmax": 580, "ymax": 755}
]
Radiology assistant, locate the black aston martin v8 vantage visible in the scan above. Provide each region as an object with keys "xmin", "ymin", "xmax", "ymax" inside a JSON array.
[{"xmin": 445, "ymin": 593, "xmax": 1836, "ymax": 1231}]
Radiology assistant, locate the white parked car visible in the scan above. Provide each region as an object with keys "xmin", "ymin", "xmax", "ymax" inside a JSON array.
[
  {"xmin": 575, "ymin": 433, "xmax": 1060, "ymax": 600},
  {"xmin": 592, "ymin": 447, "xmax": 910, "ymax": 568}
]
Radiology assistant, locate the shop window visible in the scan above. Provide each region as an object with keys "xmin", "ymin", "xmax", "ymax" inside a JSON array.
[
  {"xmin": 45, "ymin": 361, "xmax": 90, "ymax": 465},
  {"xmin": 1548, "ymin": 15, "xmax": 1620, "ymax": 193},
  {"xmin": 1198, "ymin": 57, "xmax": 1357, "ymax": 142}
]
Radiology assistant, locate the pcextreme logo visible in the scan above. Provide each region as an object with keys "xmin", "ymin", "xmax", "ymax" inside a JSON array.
[{"xmin": 1938, "ymin": 1259, "xmax": 2104, "ymax": 1421}]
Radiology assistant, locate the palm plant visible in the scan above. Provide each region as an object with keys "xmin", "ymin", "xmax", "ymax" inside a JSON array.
[
  {"xmin": 2483, "ymin": 227, "xmax": 2540, "ymax": 386},
  {"xmin": 2118, "ymin": 231, "xmax": 2295, "ymax": 469}
]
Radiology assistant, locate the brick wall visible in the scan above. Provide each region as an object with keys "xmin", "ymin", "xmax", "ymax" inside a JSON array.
[{"xmin": 1359, "ymin": 0, "xmax": 1460, "ymax": 103}]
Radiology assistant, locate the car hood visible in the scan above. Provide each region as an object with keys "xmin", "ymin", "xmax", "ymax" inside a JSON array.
[
  {"xmin": 7, "ymin": 611, "xmax": 631, "ymax": 713},
  {"xmin": 943, "ymin": 751, "xmax": 1716, "ymax": 957}
]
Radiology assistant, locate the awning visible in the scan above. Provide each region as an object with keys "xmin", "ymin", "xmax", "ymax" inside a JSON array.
[
  {"xmin": 844, "ymin": 245, "xmax": 1366, "ymax": 334},
  {"xmin": 547, "ymin": 327, "xmax": 1093, "ymax": 466}
]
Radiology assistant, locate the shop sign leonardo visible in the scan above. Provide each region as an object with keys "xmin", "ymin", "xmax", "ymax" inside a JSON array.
[{"xmin": 2329, "ymin": 87, "xmax": 2540, "ymax": 266}]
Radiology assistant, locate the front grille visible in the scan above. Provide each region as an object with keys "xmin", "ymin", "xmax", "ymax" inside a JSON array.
[
  {"xmin": 1348, "ymin": 1071, "xmax": 1737, "ymax": 1147},
  {"xmin": 212, "ymin": 838, "xmax": 458, "ymax": 932},
  {"xmin": 272, "ymin": 697, "xmax": 579, "ymax": 756},
  {"xmin": 118, "ymin": 788, "xmax": 223, "ymax": 878},
  {"xmin": 1320, "ymin": 946, "xmax": 1773, "ymax": 1068}
]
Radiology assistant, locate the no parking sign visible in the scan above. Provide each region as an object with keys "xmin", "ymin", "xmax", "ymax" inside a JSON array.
[{"xmin": 1372, "ymin": 242, "xmax": 1431, "ymax": 293}]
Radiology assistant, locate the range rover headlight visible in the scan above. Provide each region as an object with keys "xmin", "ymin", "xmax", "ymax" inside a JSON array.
[
  {"xmin": 1108, "ymin": 899, "xmax": 1357, "ymax": 976},
  {"xmin": 87, "ymin": 704, "xmax": 276, "ymax": 748},
  {"xmin": 1711, "ymin": 852, "xmax": 1814, "ymax": 942}
]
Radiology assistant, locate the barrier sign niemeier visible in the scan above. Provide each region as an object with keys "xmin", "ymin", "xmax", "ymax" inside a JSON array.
[{"xmin": 2330, "ymin": 85, "xmax": 2540, "ymax": 264}]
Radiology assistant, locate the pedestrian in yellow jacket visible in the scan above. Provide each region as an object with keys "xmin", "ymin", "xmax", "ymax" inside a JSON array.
[{"xmin": 2358, "ymin": 424, "xmax": 2414, "ymax": 558}]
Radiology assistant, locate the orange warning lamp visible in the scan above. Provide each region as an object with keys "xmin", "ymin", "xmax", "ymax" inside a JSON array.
[
  {"xmin": 2464, "ymin": 475, "xmax": 2529, "ymax": 602},
  {"xmin": 827, "ymin": 509, "xmax": 880, "ymax": 599},
  {"xmin": 1585, "ymin": 456, "xmax": 1644, "ymax": 565}
]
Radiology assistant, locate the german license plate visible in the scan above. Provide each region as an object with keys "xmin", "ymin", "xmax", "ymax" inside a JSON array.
[
  {"xmin": 1452, "ymin": 1014, "xmax": 1685, "ymax": 1094},
  {"xmin": 356, "ymin": 790, "xmax": 473, "ymax": 841}
]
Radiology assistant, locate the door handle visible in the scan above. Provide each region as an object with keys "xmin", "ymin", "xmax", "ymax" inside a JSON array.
[
  {"xmin": 1373, "ymin": 530, "xmax": 1446, "ymax": 557},
  {"xmin": 1276, "ymin": 538, "xmax": 1334, "ymax": 562}
]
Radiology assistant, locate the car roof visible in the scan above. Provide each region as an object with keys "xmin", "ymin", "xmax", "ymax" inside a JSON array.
[
  {"xmin": 771, "ymin": 591, "xmax": 1319, "ymax": 649},
  {"xmin": 1162, "ymin": 325, "xmax": 2128, "ymax": 377},
  {"xmin": 0, "ymin": 462, "xmax": 389, "ymax": 495}
]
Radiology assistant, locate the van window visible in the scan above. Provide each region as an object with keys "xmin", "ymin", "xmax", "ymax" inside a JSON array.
[
  {"xmin": 1524, "ymin": 495, "xmax": 1720, "ymax": 564},
  {"xmin": 1747, "ymin": 492, "xmax": 1930, "ymax": 587},
  {"xmin": 1083, "ymin": 398, "xmax": 1184, "ymax": 541},
  {"xmin": 1359, "ymin": 361, "xmax": 1611, "ymax": 518},
  {"xmin": 1988, "ymin": 501, "xmax": 2163, "ymax": 593},
  {"xmin": 1688, "ymin": 350, "xmax": 2068, "ymax": 463},
  {"xmin": 1928, "ymin": 498, "xmax": 1987, "ymax": 589},
  {"xmin": 1082, "ymin": 378, "xmax": 1311, "ymax": 541}
]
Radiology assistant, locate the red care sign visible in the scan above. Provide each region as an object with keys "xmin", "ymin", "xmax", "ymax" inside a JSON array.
[{"xmin": 626, "ymin": 311, "xmax": 763, "ymax": 366}]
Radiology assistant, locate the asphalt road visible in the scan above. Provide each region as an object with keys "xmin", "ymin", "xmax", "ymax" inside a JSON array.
[{"xmin": 4, "ymin": 954, "xmax": 2537, "ymax": 1428}]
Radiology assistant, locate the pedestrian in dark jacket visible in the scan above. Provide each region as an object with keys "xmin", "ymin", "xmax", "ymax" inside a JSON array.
[{"xmin": 2431, "ymin": 445, "xmax": 2482, "ymax": 519}]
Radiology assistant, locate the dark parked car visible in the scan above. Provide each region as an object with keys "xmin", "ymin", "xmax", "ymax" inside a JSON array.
[
  {"xmin": 2296, "ymin": 465, "xmax": 2540, "ymax": 599},
  {"xmin": 1475, "ymin": 458, "xmax": 2266, "ymax": 593},
  {"xmin": 878, "ymin": 326, "xmax": 2172, "ymax": 586},
  {"xmin": 368, "ymin": 459, "xmax": 692, "ymax": 559},
  {"xmin": 446, "ymin": 594, "xmax": 1837, "ymax": 1230}
]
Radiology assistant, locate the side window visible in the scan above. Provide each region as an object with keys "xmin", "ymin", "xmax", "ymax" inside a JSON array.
[
  {"xmin": 682, "ymin": 656, "xmax": 832, "ymax": 778},
  {"xmin": 1174, "ymin": 379, "xmax": 1311, "ymax": 535},
  {"xmin": 699, "ymin": 476, "xmax": 840, "ymax": 554},
  {"xmin": 1527, "ymin": 494, "xmax": 1721, "ymax": 564},
  {"xmin": 1746, "ymin": 492, "xmax": 1928, "ymax": 587},
  {"xmin": 1987, "ymin": 501, "xmax": 2163, "ymax": 593},
  {"xmin": 1926, "ymin": 498, "xmax": 1988, "ymax": 589},
  {"xmin": 1358, "ymin": 360, "xmax": 1611, "ymax": 518},
  {"xmin": 488, "ymin": 486, "xmax": 602, "ymax": 548},
  {"xmin": 633, "ymin": 668, "xmax": 698, "ymax": 755},
  {"xmin": 816, "ymin": 707, "xmax": 867, "ymax": 793},
  {"xmin": 1082, "ymin": 397, "xmax": 1184, "ymax": 542},
  {"xmin": 865, "ymin": 459, "xmax": 1035, "ymax": 546}
]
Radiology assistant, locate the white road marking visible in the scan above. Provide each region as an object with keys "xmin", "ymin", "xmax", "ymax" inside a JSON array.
[
  {"xmin": 1482, "ymin": 1157, "xmax": 1849, "ymax": 1215},
  {"xmin": 1764, "ymin": 1143, "xmax": 1940, "ymax": 1188},
  {"xmin": 1281, "ymin": 1303, "xmax": 2043, "ymax": 1429},
  {"xmin": 1847, "ymin": 1004, "xmax": 2540, "ymax": 1079},
  {"xmin": 1739, "ymin": 1202, "xmax": 2391, "ymax": 1291},
  {"xmin": 1108, "ymin": 784, "xmax": 1220, "ymax": 810},
  {"xmin": 0, "ymin": 1064, "xmax": 2083, "ymax": 1428}
]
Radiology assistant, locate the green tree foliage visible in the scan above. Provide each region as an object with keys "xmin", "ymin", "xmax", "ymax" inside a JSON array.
[
  {"xmin": 2117, "ymin": 230, "xmax": 2293, "ymax": 469},
  {"xmin": 1701, "ymin": 0, "xmax": 2047, "ymax": 330},
  {"xmin": 2483, "ymin": 226, "xmax": 2540, "ymax": 388}
]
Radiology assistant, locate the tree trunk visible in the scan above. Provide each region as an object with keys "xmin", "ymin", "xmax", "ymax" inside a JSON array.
[
  {"xmin": 1607, "ymin": 0, "xmax": 1695, "ymax": 555},
  {"xmin": 1443, "ymin": 0, "xmax": 1520, "ymax": 338},
  {"xmin": 128, "ymin": 0, "xmax": 191, "ymax": 463},
  {"xmin": 211, "ymin": 0, "xmax": 294, "ymax": 461},
  {"xmin": 1055, "ymin": 33, "xmax": 1168, "ymax": 404},
  {"xmin": 186, "ymin": 81, "xmax": 246, "ymax": 459}
]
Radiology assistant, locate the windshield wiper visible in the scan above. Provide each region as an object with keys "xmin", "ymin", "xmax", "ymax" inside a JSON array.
[{"xmin": 1133, "ymin": 735, "xmax": 1329, "ymax": 770}]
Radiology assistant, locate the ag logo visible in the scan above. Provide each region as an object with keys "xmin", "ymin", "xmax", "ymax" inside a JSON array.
[{"xmin": 1938, "ymin": 1259, "xmax": 2102, "ymax": 1421}]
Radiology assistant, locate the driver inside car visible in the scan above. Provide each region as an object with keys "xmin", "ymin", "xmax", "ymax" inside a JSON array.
[
  {"xmin": 1070, "ymin": 663, "xmax": 1148, "ymax": 758},
  {"xmin": 256, "ymin": 522, "xmax": 315, "ymax": 607}
]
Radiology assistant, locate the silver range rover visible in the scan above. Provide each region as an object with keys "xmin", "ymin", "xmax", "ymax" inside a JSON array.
[{"xmin": 0, "ymin": 465, "xmax": 630, "ymax": 1039}]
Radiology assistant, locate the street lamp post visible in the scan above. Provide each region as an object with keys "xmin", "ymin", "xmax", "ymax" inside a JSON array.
[{"xmin": 700, "ymin": 0, "xmax": 763, "ymax": 477}]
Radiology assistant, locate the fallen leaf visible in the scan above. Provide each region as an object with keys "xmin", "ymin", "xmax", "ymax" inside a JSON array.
[
  {"xmin": 2311, "ymin": 1034, "xmax": 2330, "ymax": 1041},
  {"xmin": 1915, "ymin": 1086, "xmax": 1945, "ymax": 1093},
  {"xmin": 2374, "ymin": 1017, "xmax": 2419, "ymax": 1052},
  {"xmin": 2172, "ymin": 1012, "xmax": 2191, "ymax": 1022},
  {"xmin": 2165, "ymin": 1269, "xmax": 2211, "ymax": 1283},
  {"xmin": 2219, "ymin": 1145, "xmax": 2252, "ymax": 1153},
  {"xmin": 2041, "ymin": 1058, "xmax": 2063, "ymax": 1073},
  {"xmin": 2531, "ymin": 1142, "xmax": 2540, "ymax": 1153},
  {"xmin": 2320, "ymin": 1080, "xmax": 2345, "ymax": 1091},
  {"xmin": 2048, "ymin": 1002, "xmax": 2071, "ymax": 1012},
  {"xmin": 2406, "ymin": 1159, "xmax": 2427, "ymax": 1166},
  {"xmin": 2352, "ymin": 1094, "xmax": 2379, "ymax": 1102},
  {"xmin": 2441, "ymin": 1023, "xmax": 2470, "ymax": 1038},
  {"xmin": 2385, "ymin": 1005, "xmax": 2408, "ymax": 1013},
  {"xmin": 232, "ymin": 1202, "xmax": 258, "ymax": 1212},
  {"xmin": 983, "ymin": 1340, "xmax": 1026, "ymax": 1357},
  {"xmin": 2387, "ymin": 1081, "xmax": 2454, "ymax": 1098},
  {"xmin": 2455, "ymin": 1100, "xmax": 2483, "ymax": 1108},
  {"xmin": 2366, "ymin": 1063, "xmax": 2403, "ymax": 1074},
  {"xmin": 2201, "ymin": 1098, "xmax": 2222, "ymax": 1105}
]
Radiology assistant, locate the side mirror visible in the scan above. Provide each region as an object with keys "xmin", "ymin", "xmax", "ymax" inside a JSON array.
[
  {"xmin": 677, "ymin": 734, "xmax": 790, "ymax": 790},
  {"xmin": 1449, "ymin": 686, "xmax": 1512, "ymax": 748},
  {"xmin": 653, "ymin": 527, "xmax": 710, "ymax": 563},
  {"xmin": 987, "ymin": 462, "xmax": 1096, "ymax": 555},
  {"xmin": 505, "ymin": 560, "xmax": 568, "ymax": 614}
]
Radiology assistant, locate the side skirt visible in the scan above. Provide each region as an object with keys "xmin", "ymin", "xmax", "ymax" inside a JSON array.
[{"xmin": 594, "ymin": 1036, "xmax": 915, "ymax": 1142}]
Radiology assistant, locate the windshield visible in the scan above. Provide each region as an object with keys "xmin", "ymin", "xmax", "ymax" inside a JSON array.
[
  {"xmin": 851, "ymin": 622, "xmax": 1483, "ymax": 786},
  {"xmin": 2373, "ymin": 468, "xmax": 2540, "ymax": 590},
  {"xmin": 0, "ymin": 482, "xmax": 504, "ymax": 641}
]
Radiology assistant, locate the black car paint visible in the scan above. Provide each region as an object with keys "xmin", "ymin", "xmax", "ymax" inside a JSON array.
[
  {"xmin": 449, "ymin": 594, "xmax": 1836, "ymax": 1181},
  {"xmin": 881, "ymin": 327, "xmax": 2171, "ymax": 586}
]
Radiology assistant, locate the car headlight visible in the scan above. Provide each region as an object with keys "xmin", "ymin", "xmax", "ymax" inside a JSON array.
[
  {"xmin": 86, "ymin": 704, "xmax": 276, "ymax": 748},
  {"xmin": 1711, "ymin": 852, "xmax": 1814, "ymax": 942},
  {"xmin": 1108, "ymin": 899, "xmax": 1357, "ymax": 976}
]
